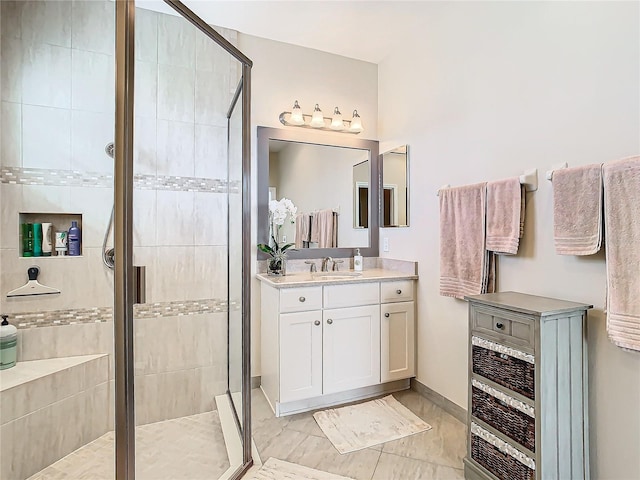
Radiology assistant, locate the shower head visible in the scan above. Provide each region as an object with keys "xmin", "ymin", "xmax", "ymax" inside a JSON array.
[{"xmin": 105, "ymin": 142, "xmax": 114, "ymax": 159}]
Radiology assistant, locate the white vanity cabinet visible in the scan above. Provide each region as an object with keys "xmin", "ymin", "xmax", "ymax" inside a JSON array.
[
  {"xmin": 380, "ymin": 280, "xmax": 416, "ymax": 382},
  {"xmin": 260, "ymin": 276, "xmax": 416, "ymax": 416}
]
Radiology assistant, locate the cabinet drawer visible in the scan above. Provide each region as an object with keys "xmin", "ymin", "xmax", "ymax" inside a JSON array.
[
  {"xmin": 472, "ymin": 308, "xmax": 534, "ymax": 351},
  {"xmin": 472, "ymin": 380, "xmax": 535, "ymax": 452},
  {"xmin": 471, "ymin": 423, "xmax": 535, "ymax": 480},
  {"xmin": 380, "ymin": 280, "xmax": 414, "ymax": 303},
  {"xmin": 280, "ymin": 286, "xmax": 323, "ymax": 313},
  {"xmin": 472, "ymin": 337, "xmax": 535, "ymax": 400},
  {"xmin": 323, "ymin": 282, "xmax": 379, "ymax": 309}
]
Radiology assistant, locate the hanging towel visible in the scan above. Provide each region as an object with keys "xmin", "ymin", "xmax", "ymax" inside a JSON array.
[
  {"xmin": 603, "ymin": 156, "xmax": 640, "ymax": 352},
  {"xmin": 315, "ymin": 209, "xmax": 335, "ymax": 248},
  {"xmin": 439, "ymin": 183, "xmax": 492, "ymax": 299},
  {"xmin": 486, "ymin": 177, "xmax": 524, "ymax": 255},
  {"xmin": 552, "ymin": 164, "xmax": 603, "ymax": 255},
  {"xmin": 294, "ymin": 213, "xmax": 304, "ymax": 249}
]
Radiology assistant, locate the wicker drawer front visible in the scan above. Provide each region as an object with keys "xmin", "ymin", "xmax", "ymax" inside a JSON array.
[
  {"xmin": 472, "ymin": 380, "xmax": 535, "ymax": 452},
  {"xmin": 471, "ymin": 423, "xmax": 535, "ymax": 480},
  {"xmin": 472, "ymin": 337, "xmax": 535, "ymax": 400}
]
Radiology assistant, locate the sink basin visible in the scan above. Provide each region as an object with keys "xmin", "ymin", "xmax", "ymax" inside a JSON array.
[{"xmin": 312, "ymin": 271, "xmax": 363, "ymax": 280}]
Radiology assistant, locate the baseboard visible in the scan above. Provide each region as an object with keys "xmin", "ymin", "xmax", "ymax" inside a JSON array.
[
  {"xmin": 410, "ymin": 378, "xmax": 467, "ymax": 424},
  {"xmin": 251, "ymin": 376, "xmax": 261, "ymax": 389}
]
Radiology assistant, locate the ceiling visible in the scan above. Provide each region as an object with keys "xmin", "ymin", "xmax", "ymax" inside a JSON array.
[{"xmin": 138, "ymin": 1, "xmax": 425, "ymax": 64}]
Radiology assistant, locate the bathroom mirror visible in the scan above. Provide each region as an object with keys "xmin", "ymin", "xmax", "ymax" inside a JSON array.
[
  {"xmin": 258, "ymin": 126, "xmax": 379, "ymax": 259},
  {"xmin": 381, "ymin": 145, "xmax": 409, "ymax": 227}
]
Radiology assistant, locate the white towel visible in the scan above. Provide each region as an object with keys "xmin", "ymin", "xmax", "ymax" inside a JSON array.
[
  {"xmin": 486, "ymin": 178, "xmax": 524, "ymax": 255},
  {"xmin": 439, "ymin": 183, "xmax": 493, "ymax": 299},
  {"xmin": 552, "ymin": 164, "xmax": 603, "ymax": 255},
  {"xmin": 603, "ymin": 156, "xmax": 640, "ymax": 351}
]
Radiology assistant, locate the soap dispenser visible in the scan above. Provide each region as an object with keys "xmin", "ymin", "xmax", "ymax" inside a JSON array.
[
  {"xmin": 354, "ymin": 248, "xmax": 363, "ymax": 271},
  {"xmin": 0, "ymin": 315, "xmax": 17, "ymax": 370}
]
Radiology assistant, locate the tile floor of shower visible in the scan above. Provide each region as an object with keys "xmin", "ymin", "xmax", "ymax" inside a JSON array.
[{"xmin": 29, "ymin": 389, "xmax": 466, "ymax": 480}]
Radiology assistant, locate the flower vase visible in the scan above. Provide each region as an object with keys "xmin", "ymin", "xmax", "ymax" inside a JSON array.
[{"xmin": 267, "ymin": 257, "xmax": 286, "ymax": 276}]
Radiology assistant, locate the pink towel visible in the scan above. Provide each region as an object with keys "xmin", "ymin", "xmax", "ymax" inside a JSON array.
[
  {"xmin": 603, "ymin": 156, "xmax": 640, "ymax": 351},
  {"xmin": 439, "ymin": 183, "xmax": 493, "ymax": 299},
  {"xmin": 314, "ymin": 209, "xmax": 336, "ymax": 248},
  {"xmin": 552, "ymin": 164, "xmax": 603, "ymax": 255},
  {"xmin": 486, "ymin": 178, "xmax": 524, "ymax": 255}
]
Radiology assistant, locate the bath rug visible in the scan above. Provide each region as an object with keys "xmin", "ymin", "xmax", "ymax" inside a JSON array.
[
  {"xmin": 313, "ymin": 395, "xmax": 432, "ymax": 454},
  {"xmin": 246, "ymin": 457, "xmax": 355, "ymax": 480}
]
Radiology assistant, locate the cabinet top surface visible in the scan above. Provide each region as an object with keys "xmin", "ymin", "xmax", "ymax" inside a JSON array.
[
  {"xmin": 257, "ymin": 268, "xmax": 417, "ymax": 288},
  {"xmin": 465, "ymin": 291, "xmax": 592, "ymax": 316}
]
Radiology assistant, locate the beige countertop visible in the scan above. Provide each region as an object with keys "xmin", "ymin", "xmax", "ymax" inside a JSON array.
[{"xmin": 256, "ymin": 268, "xmax": 418, "ymax": 288}]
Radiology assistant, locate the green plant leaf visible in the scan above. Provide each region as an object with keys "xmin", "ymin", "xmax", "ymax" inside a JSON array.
[
  {"xmin": 257, "ymin": 243, "xmax": 274, "ymax": 255},
  {"xmin": 281, "ymin": 243, "xmax": 296, "ymax": 252}
]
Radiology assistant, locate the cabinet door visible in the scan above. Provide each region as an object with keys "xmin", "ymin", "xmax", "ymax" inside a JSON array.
[
  {"xmin": 381, "ymin": 301, "xmax": 415, "ymax": 382},
  {"xmin": 323, "ymin": 305, "xmax": 381, "ymax": 394},
  {"xmin": 280, "ymin": 311, "xmax": 323, "ymax": 403}
]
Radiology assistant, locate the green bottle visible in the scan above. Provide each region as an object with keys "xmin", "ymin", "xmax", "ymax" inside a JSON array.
[
  {"xmin": 32, "ymin": 223, "xmax": 42, "ymax": 257},
  {"xmin": 22, "ymin": 223, "xmax": 34, "ymax": 257}
]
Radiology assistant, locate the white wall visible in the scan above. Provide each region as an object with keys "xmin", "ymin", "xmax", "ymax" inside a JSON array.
[
  {"xmin": 377, "ymin": 2, "xmax": 640, "ymax": 479},
  {"xmin": 237, "ymin": 33, "xmax": 378, "ymax": 377}
]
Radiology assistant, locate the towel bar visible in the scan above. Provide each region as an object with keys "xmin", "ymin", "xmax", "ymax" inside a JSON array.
[
  {"xmin": 545, "ymin": 162, "xmax": 568, "ymax": 181},
  {"xmin": 436, "ymin": 169, "xmax": 538, "ymax": 196}
]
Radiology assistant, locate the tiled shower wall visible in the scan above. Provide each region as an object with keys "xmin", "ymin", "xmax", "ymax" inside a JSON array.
[{"xmin": 0, "ymin": 0, "xmax": 240, "ymax": 424}]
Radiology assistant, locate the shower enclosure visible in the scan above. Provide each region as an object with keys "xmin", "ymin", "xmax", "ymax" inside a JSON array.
[{"xmin": 0, "ymin": 1, "xmax": 252, "ymax": 479}]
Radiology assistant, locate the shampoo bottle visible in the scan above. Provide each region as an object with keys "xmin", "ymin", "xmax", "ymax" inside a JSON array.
[
  {"xmin": 22, "ymin": 223, "xmax": 34, "ymax": 257},
  {"xmin": 32, "ymin": 223, "xmax": 42, "ymax": 257},
  {"xmin": 354, "ymin": 248, "xmax": 363, "ymax": 271},
  {"xmin": 0, "ymin": 315, "xmax": 17, "ymax": 370},
  {"xmin": 41, "ymin": 223, "xmax": 53, "ymax": 256},
  {"xmin": 68, "ymin": 221, "xmax": 81, "ymax": 256}
]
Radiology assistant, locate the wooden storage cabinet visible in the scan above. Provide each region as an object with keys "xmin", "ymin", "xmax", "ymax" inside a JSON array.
[
  {"xmin": 261, "ymin": 278, "xmax": 416, "ymax": 416},
  {"xmin": 463, "ymin": 292, "xmax": 592, "ymax": 480}
]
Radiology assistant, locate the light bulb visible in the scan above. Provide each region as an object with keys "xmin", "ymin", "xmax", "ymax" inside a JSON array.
[
  {"xmin": 349, "ymin": 109, "xmax": 363, "ymax": 133},
  {"xmin": 289, "ymin": 100, "xmax": 305, "ymax": 126},
  {"xmin": 330, "ymin": 107, "xmax": 344, "ymax": 130},
  {"xmin": 310, "ymin": 104, "xmax": 325, "ymax": 128}
]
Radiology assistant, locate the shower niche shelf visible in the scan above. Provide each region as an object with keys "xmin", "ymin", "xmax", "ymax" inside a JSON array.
[{"xmin": 18, "ymin": 213, "xmax": 83, "ymax": 258}]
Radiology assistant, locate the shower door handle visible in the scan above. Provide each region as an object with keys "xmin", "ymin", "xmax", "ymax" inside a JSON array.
[{"xmin": 134, "ymin": 265, "xmax": 146, "ymax": 304}]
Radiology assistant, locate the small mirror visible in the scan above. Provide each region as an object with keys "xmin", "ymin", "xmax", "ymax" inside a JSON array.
[
  {"xmin": 381, "ymin": 145, "xmax": 409, "ymax": 227},
  {"xmin": 353, "ymin": 160, "xmax": 369, "ymax": 228}
]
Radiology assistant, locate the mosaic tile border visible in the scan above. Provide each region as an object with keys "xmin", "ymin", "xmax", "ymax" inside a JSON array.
[
  {"xmin": 0, "ymin": 166, "xmax": 240, "ymax": 194},
  {"xmin": 10, "ymin": 298, "xmax": 231, "ymax": 329}
]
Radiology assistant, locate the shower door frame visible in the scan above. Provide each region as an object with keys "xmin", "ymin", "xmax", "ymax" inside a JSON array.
[{"xmin": 114, "ymin": 1, "xmax": 254, "ymax": 478}]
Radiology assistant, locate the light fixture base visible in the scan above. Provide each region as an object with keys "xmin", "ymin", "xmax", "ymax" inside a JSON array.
[{"xmin": 279, "ymin": 112, "xmax": 362, "ymax": 134}]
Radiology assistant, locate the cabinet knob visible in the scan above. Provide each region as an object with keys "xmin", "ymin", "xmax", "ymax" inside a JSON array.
[
  {"xmin": 327, "ymin": 319, "xmax": 333, "ymax": 325},
  {"xmin": 385, "ymin": 313, "xmax": 390, "ymax": 318},
  {"xmin": 496, "ymin": 322, "xmax": 504, "ymax": 330},
  {"xmin": 299, "ymin": 296, "xmax": 306, "ymax": 302},
  {"xmin": 314, "ymin": 320, "xmax": 320, "ymax": 326},
  {"xmin": 396, "ymin": 289, "xmax": 402, "ymax": 294}
]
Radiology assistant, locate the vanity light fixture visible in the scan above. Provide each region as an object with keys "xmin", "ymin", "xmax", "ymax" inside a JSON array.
[
  {"xmin": 310, "ymin": 104, "xmax": 325, "ymax": 128},
  {"xmin": 330, "ymin": 107, "xmax": 344, "ymax": 130},
  {"xmin": 349, "ymin": 110, "xmax": 363, "ymax": 133},
  {"xmin": 289, "ymin": 100, "xmax": 305, "ymax": 126},
  {"xmin": 278, "ymin": 100, "xmax": 364, "ymax": 134}
]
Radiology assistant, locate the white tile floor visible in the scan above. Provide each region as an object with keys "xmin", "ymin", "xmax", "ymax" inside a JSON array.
[
  {"xmin": 27, "ymin": 412, "xmax": 229, "ymax": 480},
  {"xmin": 28, "ymin": 388, "xmax": 467, "ymax": 480}
]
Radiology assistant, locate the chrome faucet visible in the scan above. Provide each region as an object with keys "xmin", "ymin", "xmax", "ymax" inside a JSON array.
[
  {"xmin": 321, "ymin": 257, "xmax": 333, "ymax": 272},
  {"xmin": 304, "ymin": 260, "xmax": 317, "ymax": 273}
]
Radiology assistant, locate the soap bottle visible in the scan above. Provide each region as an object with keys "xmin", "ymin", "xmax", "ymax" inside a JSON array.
[
  {"xmin": 354, "ymin": 248, "xmax": 363, "ymax": 271},
  {"xmin": 68, "ymin": 221, "xmax": 81, "ymax": 256},
  {"xmin": 0, "ymin": 315, "xmax": 17, "ymax": 370},
  {"xmin": 22, "ymin": 223, "xmax": 34, "ymax": 257}
]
